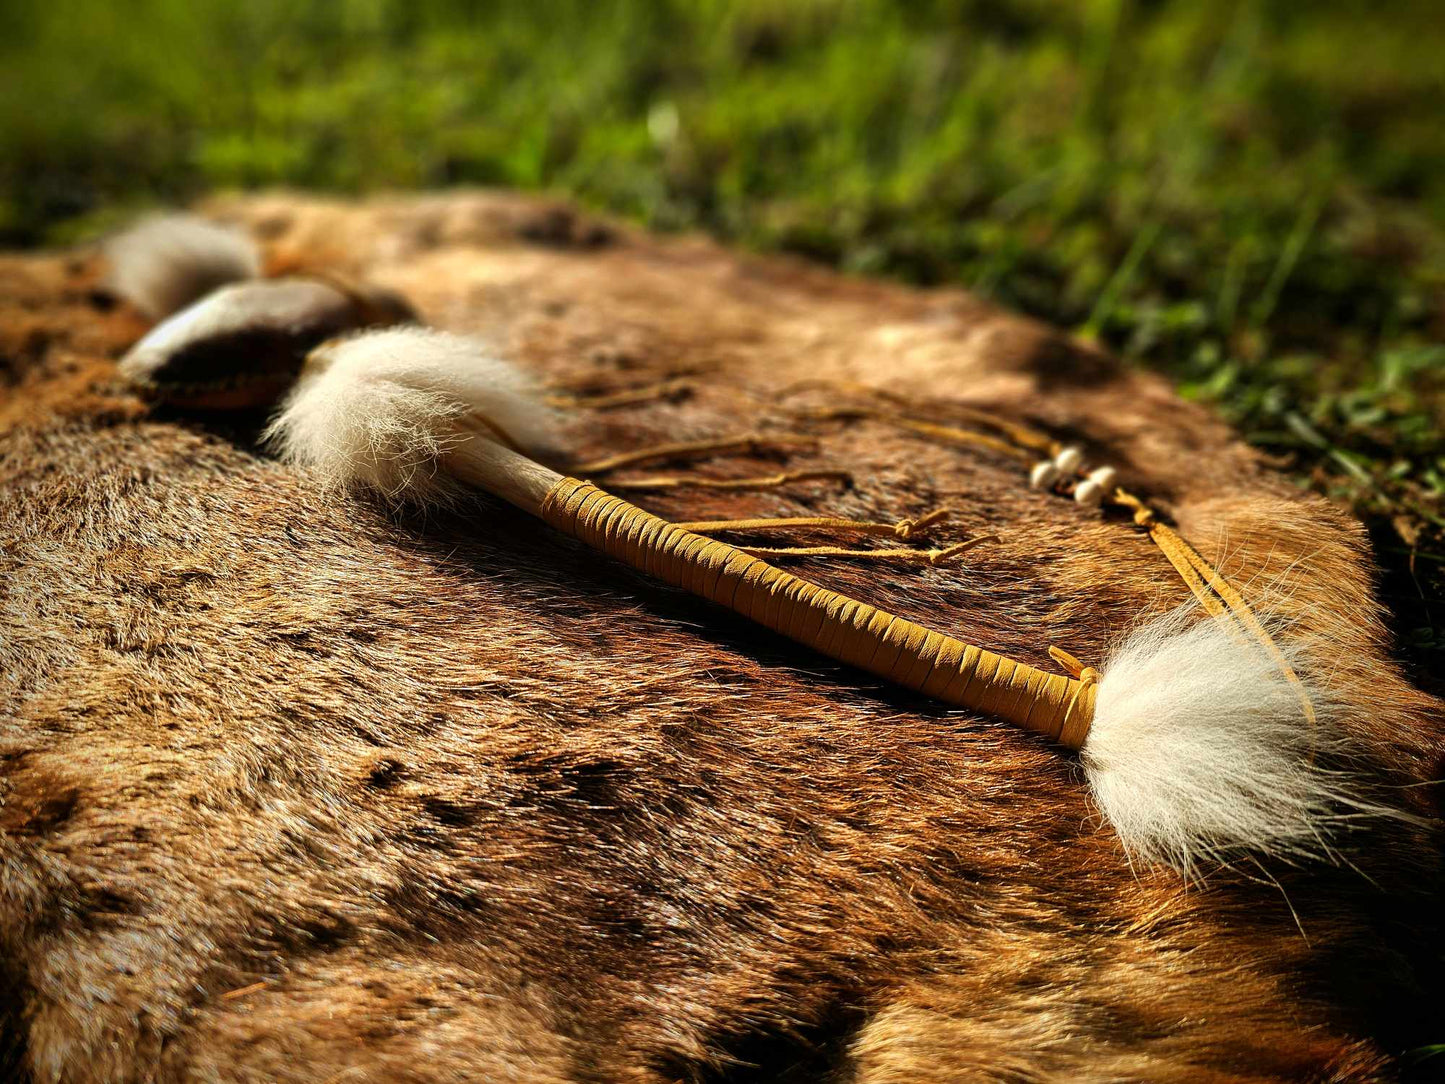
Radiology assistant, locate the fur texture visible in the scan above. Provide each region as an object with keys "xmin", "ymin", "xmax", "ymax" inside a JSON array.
[
  {"xmin": 1, "ymin": 192, "xmax": 1442, "ymax": 1083},
  {"xmin": 1088, "ymin": 606, "xmax": 1393, "ymax": 873},
  {"xmin": 104, "ymin": 213, "xmax": 261, "ymax": 320},
  {"xmin": 265, "ymin": 327, "xmax": 553, "ymax": 502}
]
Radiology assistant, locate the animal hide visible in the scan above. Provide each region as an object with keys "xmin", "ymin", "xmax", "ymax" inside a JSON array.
[{"xmin": 1, "ymin": 192, "xmax": 1442, "ymax": 1083}]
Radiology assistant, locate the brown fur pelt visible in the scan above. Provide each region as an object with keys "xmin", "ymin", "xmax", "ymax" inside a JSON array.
[{"xmin": 1, "ymin": 192, "xmax": 1442, "ymax": 1083}]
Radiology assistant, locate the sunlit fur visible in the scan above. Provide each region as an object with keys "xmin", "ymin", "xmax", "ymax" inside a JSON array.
[
  {"xmin": 105, "ymin": 214, "xmax": 261, "ymax": 319},
  {"xmin": 1087, "ymin": 606, "xmax": 1393, "ymax": 875},
  {"xmin": 264, "ymin": 327, "xmax": 554, "ymax": 503}
]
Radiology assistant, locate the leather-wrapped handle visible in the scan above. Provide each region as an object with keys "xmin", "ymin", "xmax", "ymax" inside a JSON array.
[{"xmin": 539, "ymin": 477, "xmax": 1095, "ymax": 748}]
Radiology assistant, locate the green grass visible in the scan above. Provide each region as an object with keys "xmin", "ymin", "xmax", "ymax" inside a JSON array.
[{"xmin": 3, "ymin": 0, "xmax": 1443, "ymax": 671}]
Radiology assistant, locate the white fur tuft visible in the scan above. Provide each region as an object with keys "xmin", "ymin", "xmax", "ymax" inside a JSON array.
[
  {"xmin": 106, "ymin": 214, "xmax": 261, "ymax": 319},
  {"xmin": 264, "ymin": 327, "xmax": 555, "ymax": 503},
  {"xmin": 1085, "ymin": 606, "xmax": 1388, "ymax": 875}
]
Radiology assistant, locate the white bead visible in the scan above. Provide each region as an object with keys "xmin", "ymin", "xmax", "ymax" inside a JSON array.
[
  {"xmin": 1054, "ymin": 445, "xmax": 1083, "ymax": 474},
  {"xmin": 1087, "ymin": 466, "xmax": 1117, "ymax": 491},
  {"xmin": 1029, "ymin": 461, "xmax": 1060, "ymax": 489},
  {"xmin": 1074, "ymin": 479, "xmax": 1104, "ymax": 506}
]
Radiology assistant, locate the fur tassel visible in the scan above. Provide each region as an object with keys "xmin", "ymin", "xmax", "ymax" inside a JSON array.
[
  {"xmin": 1085, "ymin": 606, "xmax": 1389, "ymax": 875},
  {"xmin": 105, "ymin": 214, "xmax": 261, "ymax": 320},
  {"xmin": 264, "ymin": 328, "xmax": 555, "ymax": 503}
]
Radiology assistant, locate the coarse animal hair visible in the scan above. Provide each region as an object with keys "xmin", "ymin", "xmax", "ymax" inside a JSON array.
[
  {"xmin": 264, "ymin": 327, "xmax": 555, "ymax": 504},
  {"xmin": 1087, "ymin": 604, "xmax": 1397, "ymax": 874},
  {"xmin": 1, "ymin": 192, "xmax": 1441, "ymax": 1084},
  {"xmin": 104, "ymin": 213, "xmax": 261, "ymax": 320}
]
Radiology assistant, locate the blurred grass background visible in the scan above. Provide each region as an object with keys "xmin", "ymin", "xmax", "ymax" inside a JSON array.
[{"xmin": 2, "ymin": 0, "xmax": 1443, "ymax": 672}]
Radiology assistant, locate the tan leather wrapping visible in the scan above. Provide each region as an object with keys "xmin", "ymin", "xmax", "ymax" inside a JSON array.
[{"xmin": 541, "ymin": 477, "xmax": 1096, "ymax": 748}]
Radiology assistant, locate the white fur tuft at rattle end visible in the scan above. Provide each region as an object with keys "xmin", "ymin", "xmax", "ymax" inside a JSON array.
[{"xmin": 1083, "ymin": 606, "xmax": 1388, "ymax": 875}]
